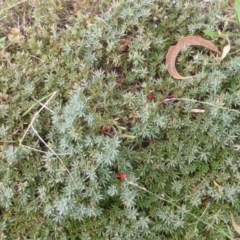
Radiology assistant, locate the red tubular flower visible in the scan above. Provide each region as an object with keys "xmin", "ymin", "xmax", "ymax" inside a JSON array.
[{"xmin": 117, "ymin": 173, "xmax": 127, "ymax": 180}]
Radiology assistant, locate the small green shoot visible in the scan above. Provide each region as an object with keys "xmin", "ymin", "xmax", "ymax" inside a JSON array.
[
  {"xmin": 0, "ymin": 37, "xmax": 6, "ymax": 49},
  {"xmin": 203, "ymin": 30, "xmax": 240, "ymax": 38},
  {"xmin": 235, "ymin": 0, "xmax": 240, "ymax": 27}
]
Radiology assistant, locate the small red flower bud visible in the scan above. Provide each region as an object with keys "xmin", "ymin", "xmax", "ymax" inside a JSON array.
[
  {"xmin": 102, "ymin": 126, "xmax": 110, "ymax": 133},
  {"xmin": 147, "ymin": 93, "xmax": 156, "ymax": 101},
  {"xmin": 169, "ymin": 94, "xmax": 176, "ymax": 99},
  {"xmin": 1, "ymin": 96, "xmax": 8, "ymax": 104},
  {"xmin": 117, "ymin": 173, "xmax": 127, "ymax": 180}
]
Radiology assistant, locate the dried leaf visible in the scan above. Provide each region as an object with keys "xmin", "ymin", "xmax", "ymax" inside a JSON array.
[
  {"xmin": 0, "ymin": 49, "xmax": 6, "ymax": 58},
  {"xmin": 190, "ymin": 109, "xmax": 206, "ymax": 113},
  {"xmin": 166, "ymin": 36, "xmax": 220, "ymax": 79},
  {"xmin": 118, "ymin": 37, "xmax": 131, "ymax": 51},
  {"xmin": 117, "ymin": 77, "xmax": 125, "ymax": 86},
  {"xmin": 221, "ymin": 43, "xmax": 231, "ymax": 60},
  {"xmin": 231, "ymin": 212, "xmax": 240, "ymax": 235},
  {"xmin": 229, "ymin": 0, "xmax": 235, "ymax": 7},
  {"xmin": 213, "ymin": 180, "xmax": 224, "ymax": 191},
  {"xmin": 8, "ymin": 27, "xmax": 24, "ymax": 43},
  {"xmin": 233, "ymin": 144, "xmax": 240, "ymax": 151},
  {"xmin": 218, "ymin": 31, "xmax": 231, "ymax": 61}
]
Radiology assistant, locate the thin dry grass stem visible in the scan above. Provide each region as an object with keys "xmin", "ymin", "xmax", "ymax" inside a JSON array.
[
  {"xmin": 32, "ymin": 97, "xmax": 54, "ymax": 113},
  {"xmin": 229, "ymin": 48, "xmax": 240, "ymax": 55},
  {"xmin": 3, "ymin": 0, "xmax": 28, "ymax": 11},
  {"xmin": 127, "ymin": 180, "xmax": 232, "ymax": 239},
  {"xmin": 30, "ymin": 55, "xmax": 43, "ymax": 62},
  {"xmin": 0, "ymin": 0, "xmax": 28, "ymax": 20},
  {"xmin": 19, "ymin": 91, "xmax": 76, "ymax": 186},
  {"xmin": 19, "ymin": 91, "xmax": 57, "ymax": 144},
  {"xmin": 195, "ymin": 202, "xmax": 211, "ymax": 225},
  {"xmin": 21, "ymin": 144, "xmax": 51, "ymax": 154},
  {"xmin": 0, "ymin": 141, "xmax": 16, "ymax": 143},
  {"xmin": 95, "ymin": 16, "xmax": 110, "ymax": 27},
  {"xmin": 164, "ymin": 97, "xmax": 240, "ymax": 114},
  {"xmin": 31, "ymin": 125, "xmax": 76, "ymax": 186},
  {"xmin": 216, "ymin": 14, "xmax": 237, "ymax": 23},
  {"xmin": 21, "ymin": 144, "xmax": 70, "ymax": 155}
]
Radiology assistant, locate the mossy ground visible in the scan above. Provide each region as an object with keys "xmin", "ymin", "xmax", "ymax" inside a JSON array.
[{"xmin": 1, "ymin": 0, "xmax": 240, "ymax": 239}]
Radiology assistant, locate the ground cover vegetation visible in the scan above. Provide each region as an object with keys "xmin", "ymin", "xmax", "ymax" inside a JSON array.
[{"xmin": 1, "ymin": 0, "xmax": 240, "ymax": 239}]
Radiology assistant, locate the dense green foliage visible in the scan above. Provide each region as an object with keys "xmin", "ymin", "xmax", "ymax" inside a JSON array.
[{"xmin": 1, "ymin": 0, "xmax": 240, "ymax": 239}]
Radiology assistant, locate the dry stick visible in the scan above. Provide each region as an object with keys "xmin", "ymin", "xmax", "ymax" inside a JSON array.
[
  {"xmin": 164, "ymin": 98, "xmax": 240, "ymax": 114},
  {"xmin": 19, "ymin": 91, "xmax": 76, "ymax": 186}
]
